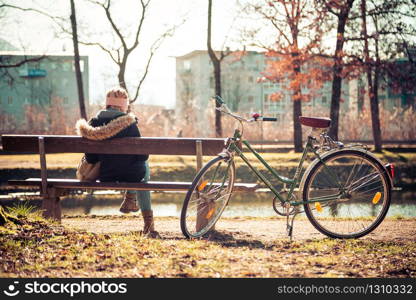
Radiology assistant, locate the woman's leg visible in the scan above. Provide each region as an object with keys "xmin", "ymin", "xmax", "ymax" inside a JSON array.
[{"xmin": 137, "ymin": 161, "xmax": 151, "ymax": 211}]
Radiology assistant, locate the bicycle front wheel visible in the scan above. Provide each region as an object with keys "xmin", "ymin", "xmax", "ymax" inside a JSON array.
[
  {"xmin": 303, "ymin": 149, "xmax": 391, "ymax": 238},
  {"xmin": 181, "ymin": 156, "xmax": 235, "ymax": 238}
]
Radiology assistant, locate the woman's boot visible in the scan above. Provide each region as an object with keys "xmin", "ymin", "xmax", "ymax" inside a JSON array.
[
  {"xmin": 119, "ymin": 192, "xmax": 139, "ymax": 213},
  {"xmin": 141, "ymin": 210, "xmax": 160, "ymax": 238}
]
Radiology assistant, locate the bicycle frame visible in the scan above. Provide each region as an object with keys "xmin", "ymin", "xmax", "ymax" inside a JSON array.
[{"xmin": 225, "ymin": 129, "xmax": 324, "ymax": 207}]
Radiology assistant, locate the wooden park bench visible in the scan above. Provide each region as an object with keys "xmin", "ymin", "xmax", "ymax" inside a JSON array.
[{"xmin": 2, "ymin": 135, "xmax": 258, "ymax": 221}]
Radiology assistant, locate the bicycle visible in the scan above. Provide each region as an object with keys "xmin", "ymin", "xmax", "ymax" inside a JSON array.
[{"xmin": 180, "ymin": 96, "xmax": 394, "ymax": 240}]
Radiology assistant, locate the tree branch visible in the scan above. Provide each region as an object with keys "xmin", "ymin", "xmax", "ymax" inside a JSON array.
[
  {"xmin": 130, "ymin": 0, "xmax": 150, "ymax": 52},
  {"xmin": 80, "ymin": 41, "xmax": 119, "ymax": 64},
  {"xmin": 130, "ymin": 23, "xmax": 178, "ymax": 102},
  {"xmin": 0, "ymin": 55, "xmax": 46, "ymax": 68},
  {"xmin": 0, "ymin": 3, "xmax": 66, "ymax": 22},
  {"xmin": 93, "ymin": 0, "xmax": 128, "ymax": 51}
]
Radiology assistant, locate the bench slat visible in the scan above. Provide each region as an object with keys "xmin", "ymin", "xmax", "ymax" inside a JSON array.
[
  {"xmin": 8, "ymin": 178, "xmax": 258, "ymax": 192},
  {"xmin": 1, "ymin": 135, "xmax": 226, "ymax": 155}
]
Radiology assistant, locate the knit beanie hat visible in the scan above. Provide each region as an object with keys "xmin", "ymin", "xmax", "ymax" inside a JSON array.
[{"xmin": 106, "ymin": 87, "xmax": 129, "ymax": 112}]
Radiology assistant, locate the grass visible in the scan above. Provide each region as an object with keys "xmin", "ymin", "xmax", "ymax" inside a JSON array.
[
  {"xmin": 0, "ymin": 212, "xmax": 415, "ymax": 278},
  {"xmin": 6, "ymin": 201, "xmax": 39, "ymax": 218}
]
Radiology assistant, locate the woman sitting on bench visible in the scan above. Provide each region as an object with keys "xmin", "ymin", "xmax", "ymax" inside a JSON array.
[{"xmin": 76, "ymin": 87, "xmax": 159, "ymax": 238}]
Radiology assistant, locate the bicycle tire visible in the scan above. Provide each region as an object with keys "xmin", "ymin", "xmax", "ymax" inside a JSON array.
[
  {"xmin": 180, "ymin": 156, "xmax": 235, "ymax": 238},
  {"xmin": 302, "ymin": 149, "xmax": 391, "ymax": 239}
]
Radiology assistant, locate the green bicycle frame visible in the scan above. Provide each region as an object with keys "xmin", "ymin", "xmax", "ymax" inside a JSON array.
[{"xmin": 226, "ymin": 129, "xmax": 325, "ymax": 206}]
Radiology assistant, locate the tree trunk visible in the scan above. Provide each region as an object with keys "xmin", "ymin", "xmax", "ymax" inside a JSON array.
[
  {"xmin": 118, "ymin": 71, "xmax": 127, "ymax": 90},
  {"xmin": 361, "ymin": 0, "xmax": 382, "ymax": 152},
  {"xmin": 370, "ymin": 70, "xmax": 382, "ymax": 152},
  {"xmin": 371, "ymin": 11, "xmax": 383, "ymax": 152},
  {"xmin": 328, "ymin": 0, "xmax": 354, "ymax": 141},
  {"xmin": 207, "ymin": 0, "xmax": 222, "ymax": 137},
  {"xmin": 118, "ymin": 57, "xmax": 128, "ymax": 91},
  {"xmin": 293, "ymin": 98, "xmax": 303, "ymax": 152},
  {"xmin": 70, "ymin": 0, "xmax": 87, "ymax": 120},
  {"xmin": 292, "ymin": 52, "xmax": 303, "ymax": 152},
  {"xmin": 213, "ymin": 61, "xmax": 222, "ymax": 137}
]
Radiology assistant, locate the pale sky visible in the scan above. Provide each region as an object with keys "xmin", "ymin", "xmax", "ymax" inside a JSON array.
[{"xmin": 1, "ymin": 0, "xmax": 244, "ymax": 108}]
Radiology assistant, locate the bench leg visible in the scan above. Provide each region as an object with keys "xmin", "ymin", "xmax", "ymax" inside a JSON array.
[{"xmin": 41, "ymin": 188, "xmax": 62, "ymax": 222}]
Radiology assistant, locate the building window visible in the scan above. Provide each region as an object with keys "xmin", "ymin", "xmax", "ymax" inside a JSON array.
[
  {"xmin": 62, "ymin": 78, "xmax": 69, "ymax": 88},
  {"xmin": 50, "ymin": 62, "xmax": 57, "ymax": 70},
  {"xmin": 322, "ymin": 96, "xmax": 327, "ymax": 104},
  {"xmin": 8, "ymin": 96, "xmax": 13, "ymax": 104},
  {"xmin": 248, "ymin": 96, "xmax": 254, "ymax": 103},
  {"xmin": 248, "ymin": 76, "xmax": 253, "ymax": 83},
  {"xmin": 264, "ymin": 94, "xmax": 269, "ymax": 102}
]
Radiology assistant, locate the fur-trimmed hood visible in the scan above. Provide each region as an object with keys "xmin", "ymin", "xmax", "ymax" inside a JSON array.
[{"xmin": 76, "ymin": 113, "xmax": 137, "ymax": 140}]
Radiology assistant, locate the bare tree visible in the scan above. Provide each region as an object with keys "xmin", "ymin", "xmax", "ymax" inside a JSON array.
[
  {"xmin": 70, "ymin": 0, "xmax": 87, "ymax": 119},
  {"xmin": 360, "ymin": 0, "xmax": 382, "ymax": 151},
  {"xmin": 319, "ymin": 0, "xmax": 355, "ymax": 141},
  {"xmin": 207, "ymin": 0, "xmax": 228, "ymax": 137},
  {"xmin": 82, "ymin": 0, "xmax": 178, "ymax": 104}
]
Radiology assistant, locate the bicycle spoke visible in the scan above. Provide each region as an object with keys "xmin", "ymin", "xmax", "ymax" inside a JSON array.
[
  {"xmin": 346, "ymin": 155, "xmax": 366, "ymax": 191},
  {"xmin": 348, "ymin": 172, "xmax": 382, "ymax": 192}
]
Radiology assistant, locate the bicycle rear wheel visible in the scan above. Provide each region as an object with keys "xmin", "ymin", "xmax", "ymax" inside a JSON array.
[
  {"xmin": 303, "ymin": 149, "xmax": 391, "ymax": 238},
  {"xmin": 181, "ymin": 156, "xmax": 235, "ymax": 238}
]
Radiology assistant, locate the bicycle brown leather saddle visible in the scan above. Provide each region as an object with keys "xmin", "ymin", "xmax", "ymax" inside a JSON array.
[{"xmin": 299, "ymin": 116, "xmax": 331, "ymax": 128}]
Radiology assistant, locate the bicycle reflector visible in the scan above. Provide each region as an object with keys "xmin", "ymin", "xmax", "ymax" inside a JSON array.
[
  {"xmin": 206, "ymin": 207, "xmax": 215, "ymax": 219},
  {"xmin": 315, "ymin": 202, "xmax": 323, "ymax": 212},
  {"xmin": 198, "ymin": 180, "xmax": 208, "ymax": 191},
  {"xmin": 372, "ymin": 192, "xmax": 382, "ymax": 204},
  {"xmin": 385, "ymin": 163, "xmax": 395, "ymax": 180}
]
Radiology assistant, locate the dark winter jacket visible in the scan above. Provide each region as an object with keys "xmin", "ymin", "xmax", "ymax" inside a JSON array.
[{"xmin": 76, "ymin": 108, "xmax": 148, "ymax": 182}]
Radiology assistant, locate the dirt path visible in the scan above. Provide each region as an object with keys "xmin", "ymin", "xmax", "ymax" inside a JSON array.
[{"xmin": 62, "ymin": 216, "xmax": 416, "ymax": 242}]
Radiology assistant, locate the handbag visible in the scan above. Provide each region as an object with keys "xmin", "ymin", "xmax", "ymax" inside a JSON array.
[{"xmin": 76, "ymin": 155, "xmax": 100, "ymax": 182}]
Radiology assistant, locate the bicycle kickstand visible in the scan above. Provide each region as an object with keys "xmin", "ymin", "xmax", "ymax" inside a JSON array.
[{"xmin": 286, "ymin": 211, "xmax": 299, "ymax": 242}]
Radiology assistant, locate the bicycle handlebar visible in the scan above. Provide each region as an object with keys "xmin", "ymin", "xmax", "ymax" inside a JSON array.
[
  {"xmin": 214, "ymin": 95, "xmax": 225, "ymax": 106},
  {"xmin": 212, "ymin": 96, "xmax": 277, "ymax": 123},
  {"xmin": 263, "ymin": 117, "xmax": 278, "ymax": 121}
]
